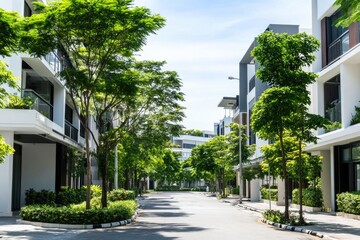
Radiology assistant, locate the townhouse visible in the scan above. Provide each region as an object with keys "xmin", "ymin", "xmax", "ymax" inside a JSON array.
[
  {"xmin": 306, "ymin": 0, "xmax": 360, "ymax": 211},
  {"xmin": 0, "ymin": 0, "xmax": 99, "ymax": 216}
]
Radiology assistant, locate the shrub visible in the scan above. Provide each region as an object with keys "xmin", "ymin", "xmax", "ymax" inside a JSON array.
[
  {"xmin": 337, "ymin": 192, "xmax": 360, "ymax": 215},
  {"xmin": 230, "ymin": 187, "xmax": 239, "ymax": 195},
  {"xmin": 260, "ymin": 187, "xmax": 278, "ymax": 201},
  {"xmin": 20, "ymin": 200, "xmax": 137, "ymax": 224},
  {"xmin": 108, "ymin": 189, "xmax": 135, "ymax": 201},
  {"xmin": 325, "ymin": 121, "xmax": 342, "ymax": 133},
  {"xmin": 292, "ymin": 188, "xmax": 322, "ymax": 207},
  {"xmin": 25, "ymin": 189, "xmax": 55, "ymax": 206},
  {"xmin": 350, "ymin": 104, "xmax": 360, "ymax": 125},
  {"xmin": 262, "ymin": 209, "xmax": 300, "ymax": 225},
  {"xmin": 57, "ymin": 187, "xmax": 86, "ymax": 206},
  {"xmin": 155, "ymin": 186, "xmax": 180, "ymax": 191}
]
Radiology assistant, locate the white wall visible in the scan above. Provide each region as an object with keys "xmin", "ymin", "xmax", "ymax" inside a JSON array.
[
  {"xmin": 0, "ymin": 131, "xmax": 14, "ymax": 216},
  {"xmin": 340, "ymin": 64, "xmax": 360, "ymax": 128},
  {"xmin": 21, "ymin": 143, "xmax": 56, "ymax": 206},
  {"xmin": 53, "ymin": 87, "xmax": 66, "ymax": 128},
  {"xmin": 317, "ymin": 0, "xmax": 337, "ymax": 19}
]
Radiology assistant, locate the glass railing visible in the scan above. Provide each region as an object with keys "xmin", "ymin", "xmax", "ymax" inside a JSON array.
[
  {"xmin": 325, "ymin": 100, "xmax": 341, "ymax": 123},
  {"xmin": 44, "ymin": 52, "xmax": 62, "ymax": 74},
  {"xmin": 328, "ymin": 31, "xmax": 349, "ymax": 63},
  {"xmin": 65, "ymin": 120, "xmax": 78, "ymax": 142},
  {"xmin": 249, "ymin": 75, "xmax": 255, "ymax": 92},
  {"xmin": 22, "ymin": 89, "xmax": 53, "ymax": 120}
]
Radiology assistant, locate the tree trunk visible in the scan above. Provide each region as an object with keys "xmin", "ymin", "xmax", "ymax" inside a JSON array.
[
  {"xmin": 85, "ymin": 116, "xmax": 92, "ymax": 209},
  {"xmin": 298, "ymin": 140, "xmax": 305, "ymax": 225},
  {"xmin": 125, "ymin": 168, "xmax": 130, "ymax": 190},
  {"xmin": 279, "ymin": 132, "xmax": 289, "ymax": 220},
  {"xmin": 101, "ymin": 147, "xmax": 108, "ymax": 208}
]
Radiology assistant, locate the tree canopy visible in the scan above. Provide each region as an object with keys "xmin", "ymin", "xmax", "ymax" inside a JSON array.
[{"xmin": 334, "ymin": 0, "xmax": 360, "ymax": 27}]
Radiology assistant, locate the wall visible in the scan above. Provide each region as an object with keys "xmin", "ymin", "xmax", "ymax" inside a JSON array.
[
  {"xmin": 21, "ymin": 143, "xmax": 56, "ymax": 206},
  {"xmin": 0, "ymin": 131, "xmax": 14, "ymax": 216},
  {"xmin": 319, "ymin": 150, "xmax": 332, "ymax": 211}
]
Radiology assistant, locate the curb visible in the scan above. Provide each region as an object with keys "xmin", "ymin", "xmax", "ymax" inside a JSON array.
[
  {"xmin": 235, "ymin": 204, "xmax": 337, "ymax": 240},
  {"xmin": 16, "ymin": 211, "xmax": 138, "ymax": 229},
  {"xmin": 259, "ymin": 218, "xmax": 337, "ymax": 240}
]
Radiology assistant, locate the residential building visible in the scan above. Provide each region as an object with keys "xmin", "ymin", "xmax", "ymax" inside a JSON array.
[
  {"xmin": 215, "ymin": 96, "xmax": 238, "ymax": 136},
  {"xmin": 0, "ymin": 0, "xmax": 99, "ymax": 216},
  {"xmin": 306, "ymin": 0, "xmax": 360, "ymax": 211},
  {"xmin": 237, "ymin": 24, "xmax": 301, "ymax": 202}
]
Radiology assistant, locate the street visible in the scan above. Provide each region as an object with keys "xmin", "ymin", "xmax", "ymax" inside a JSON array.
[{"xmin": 0, "ymin": 192, "xmax": 318, "ymax": 240}]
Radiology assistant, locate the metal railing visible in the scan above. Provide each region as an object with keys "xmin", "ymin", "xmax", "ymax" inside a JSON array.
[
  {"xmin": 65, "ymin": 120, "xmax": 79, "ymax": 142},
  {"xmin": 328, "ymin": 31, "xmax": 349, "ymax": 64},
  {"xmin": 22, "ymin": 89, "xmax": 53, "ymax": 120},
  {"xmin": 44, "ymin": 52, "xmax": 62, "ymax": 74}
]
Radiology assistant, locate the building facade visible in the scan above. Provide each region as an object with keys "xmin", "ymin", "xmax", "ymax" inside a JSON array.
[
  {"xmin": 0, "ymin": 0, "xmax": 99, "ymax": 216},
  {"xmin": 306, "ymin": 0, "xmax": 360, "ymax": 211}
]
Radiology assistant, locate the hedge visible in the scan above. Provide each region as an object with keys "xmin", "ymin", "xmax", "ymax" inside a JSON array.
[
  {"xmin": 25, "ymin": 189, "xmax": 55, "ymax": 206},
  {"xmin": 292, "ymin": 188, "xmax": 322, "ymax": 207},
  {"xmin": 337, "ymin": 192, "xmax": 360, "ymax": 215},
  {"xmin": 20, "ymin": 200, "xmax": 137, "ymax": 224},
  {"xmin": 108, "ymin": 189, "xmax": 136, "ymax": 201},
  {"xmin": 155, "ymin": 186, "xmax": 206, "ymax": 192},
  {"xmin": 260, "ymin": 187, "xmax": 278, "ymax": 201}
]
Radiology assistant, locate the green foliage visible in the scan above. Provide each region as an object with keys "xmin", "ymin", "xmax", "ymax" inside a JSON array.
[
  {"xmin": 181, "ymin": 129, "xmax": 203, "ymax": 137},
  {"xmin": 0, "ymin": 135, "xmax": 14, "ymax": 164},
  {"xmin": 337, "ymin": 192, "xmax": 360, "ymax": 215},
  {"xmin": 262, "ymin": 210, "xmax": 300, "ymax": 225},
  {"xmin": 89, "ymin": 185, "xmax": 102, "ymax": 198},
  {"xmin": 0, "ymin": 8, "xmax": 22, "ymax": 57},
  {"xmin": 334, "ymin": 0, "xmax": 360, "ymax": 27},
  {"xmin": 292, "ymin": 188, "xmax": 322, "ymax": 207},
  {"xmin": 231, "ymin": 187, "xmax": 239, "ymax": 195},
  {"xmin": 108, "ymin": 189, "xmax": 135, "ymax": 201},
  {"xmin": 324, "ymin": 121, "xmax": 342, "ymax": 132},
  {"xmin": 155, "ymin": 186, "xmax": 180, "ymax": 191},
  {"xmin": 20, "ymin": 200, "xmax": 137, "ymax": 224},
  {"xmin": 351, "ymin": 104, "xmax": 360, "ymax": 125},
  {"xmin": 152, "ymin": 148, "xmax": 181, "ymax": 186},
  {"xmin": 25, "ymin": 189, "xmax": 56, "ymax": 206},
  {"xmin": 6, "ymin": 95, "xmax": 34, "ymax": 109},
  {"xmin": 57, "ymin": 187, "xmax": 86, "ymax": 206},
  {"xmin": 260, "ymin": 187, "xmax": 278, "ymax": 201}
]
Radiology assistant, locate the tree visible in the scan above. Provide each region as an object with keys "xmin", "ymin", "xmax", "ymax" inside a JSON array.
[
  {"xmin": 0, "ymin": 8, "xmax": 23, "ymax": 163},
  {"xmin": 251, "ymin": 31, "xmax": 321, "ymax": 220},
  {"xmin": 334, "ymin": 0, "xmax": 360, "ymax": 27},
  {"xmin": 22, "ymin": 0, "xmax": 166, "ymax": 209},
  {"xmin": 153, "ymin": 148, "xmax": 181, "ymax": 186}
]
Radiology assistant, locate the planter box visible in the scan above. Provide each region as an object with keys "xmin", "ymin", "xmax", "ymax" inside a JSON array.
[{"xmin": 290, "ymin": 203, "xmax": 322, "ymax": 212}]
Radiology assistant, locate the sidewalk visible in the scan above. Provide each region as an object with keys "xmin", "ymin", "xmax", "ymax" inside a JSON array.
[{"xmin": 221, "ymin": 195, "xmax": 360, "ymax": 240}]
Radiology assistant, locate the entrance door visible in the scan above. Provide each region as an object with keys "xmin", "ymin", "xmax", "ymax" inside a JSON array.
[{"xmin": 11, "ymin": 144, "xmax": 22, "ymax": 211}]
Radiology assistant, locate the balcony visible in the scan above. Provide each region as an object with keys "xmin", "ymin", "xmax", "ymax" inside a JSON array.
[
  {"xmin": 43, "ymin": 52, "xmax": 62, "ymax": 75},
  {"xmin": 22, "ymin": 89, "xmax": 53, "ymax": 120},
  {"xmin": 65, "ymin": 120, "xmax": 78, "ymax": 142},
  {"xmin": 325, "ymin": 99, "xmax": 341, "ymax": 123},
  {"xmin": 328, "ymin": 31, "xmax": 349, "ymax": 64}
]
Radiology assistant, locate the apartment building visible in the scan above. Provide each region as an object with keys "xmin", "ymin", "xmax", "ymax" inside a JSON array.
[
  {"xmin": 237, "ymin": 24, "xmax": 301, "ymax": 202},
  {"xmin": 0, "ymin": 0, "xmax": 99, "ymax": 216},
  {"xmin": 306, "ymin": 0, "xmax": 360, "ymax": 211},
  {"xmin": 215, "ymin": 96, "xmax": 238, "ymax": 136}
]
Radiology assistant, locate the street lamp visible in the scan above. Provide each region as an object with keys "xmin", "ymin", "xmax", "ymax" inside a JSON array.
[{"xmin": 228, "ymin": 76, "xmax": 242, "ymax": 204}]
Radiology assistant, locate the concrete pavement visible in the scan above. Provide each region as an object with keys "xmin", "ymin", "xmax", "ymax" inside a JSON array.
[{"xmin": 219, "ymin": 194, "xmax": 360, "ymax": 240}]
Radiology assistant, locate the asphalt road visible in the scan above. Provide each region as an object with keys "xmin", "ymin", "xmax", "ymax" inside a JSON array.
[{"xmin": 0, "ymin": 191, "xmax": 318, "ymax": 240}]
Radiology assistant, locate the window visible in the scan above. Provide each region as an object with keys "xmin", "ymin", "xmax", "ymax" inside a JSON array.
[
  {"xmin": 65, "ymin": 105, "xmax": 73, "ymax": 124},
  {"xmin": 326, "ymin": 11, "xmax": 349, "ymax": 63},
  {"xmin": 356, "ymin": 164, "xmax": 360, "ymax": 191},
  {"xmin": 183, "ymin": 143, "xmax": 196, "ymax": 149},
  {"xmin": 352, "ymin": 143, "xmax": 360, "ymax": 160},
  {"xmin": 24, "ymin": 1, "xmax": 32, "ymax": 17}
]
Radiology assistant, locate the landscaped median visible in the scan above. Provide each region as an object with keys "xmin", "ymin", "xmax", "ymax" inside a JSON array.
[{"xmin": 18, "ymin": 186, "xmax": 139, "ymax": 229}]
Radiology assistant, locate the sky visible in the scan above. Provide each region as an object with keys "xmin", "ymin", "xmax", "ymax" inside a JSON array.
[{"xmin": 134, "ymin": 0, "xmax": 312, "ymax": 132}]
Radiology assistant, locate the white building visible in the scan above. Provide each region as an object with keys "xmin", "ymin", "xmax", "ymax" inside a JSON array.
[
  {"xmin": 306, "ymin": 0, "xmax": 360, "ymax": 211},
  {"xmin": 0, "ymin": 0, "xmax": 99, "ymax": 216}
]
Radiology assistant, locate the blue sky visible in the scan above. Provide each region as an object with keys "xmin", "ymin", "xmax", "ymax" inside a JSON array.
[{"xmin": 134, "ymin": 0, "xmax": 312, "ymax": 131}]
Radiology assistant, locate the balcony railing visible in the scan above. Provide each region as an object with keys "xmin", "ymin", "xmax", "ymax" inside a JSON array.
[
  {"xmin": 325, "ymin": 100, "xmax": 341, "ymax": 123},
  {"xmin": 44, "ymin": 52, "xmax": 62, "ymax": 75},
  {"xmin": 328, "ymin": 31, "xmax": 349, "ymax": 64},
  {"xmin": 65, "ymin": 120, "xmax": 78, "ymax": 142},
  {"xmin": 22, "ymin": 89, "xmax": 53, "ymax": 120},
  {"xmin": 249, "ymin": 75, "xmax": 255, "ymax": 92}
]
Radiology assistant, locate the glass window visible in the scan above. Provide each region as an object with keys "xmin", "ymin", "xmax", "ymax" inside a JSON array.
[
  {"xmin": 342, "ymin": 146, "xmax": 351, "ymax": 162},
  {"xmin": 356, "ymin": 164, "xmax": 360, "ymax": 191},
  {"xmin": 352, "ymin": 142, "xmax": 360, "ymax": 160}
]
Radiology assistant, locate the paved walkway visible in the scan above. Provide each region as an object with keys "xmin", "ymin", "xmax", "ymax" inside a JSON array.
[{"xmin": 220, "ymin": 194, "xmax": 360, "ymax": 240}]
